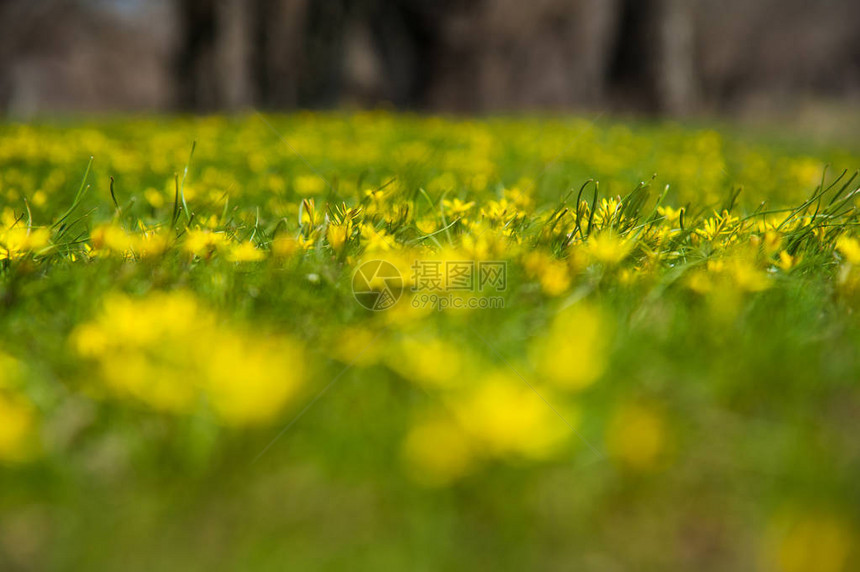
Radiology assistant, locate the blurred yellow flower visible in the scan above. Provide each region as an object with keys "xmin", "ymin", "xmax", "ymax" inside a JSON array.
[
  {"xmin": 144, "ymin": 187, "xmax": 165, "ymax": 209},
  {"xmin": 531, "ymin": 304, "xmax": 609, "ymax": 391},
  {"xmin": 0, "ymin": 226, "xmax": 50, "ymax": 260},
  {"xmin": 523, "ymin": 252, "xmax": 570, "ymax": 296},
  {"xmin": 585, "ymin": 232, "xmax": 632, "ymax": 266},
  {"xmin": 0, "ymin": 393, "xmax": 38, "ymax": 463},
  {"xmin": 452, "ymin": 372, "xmax": 569, "ymax": 459},
  {"xmin": 272, "ymin": 235, "xmax": 301, "ymax": 258},
  {"xmin": 71, "ymin": 291, "xmax": 304, "ymax": 425},
  {"xmin": 294, "ymin": 175, "xmax": 325, "ymax": 196},
  {"xmin": 326, "ymin": 222, "xmax": 351, "ymax": 252},
  {"xmin": 605, "ymin": 402, "xmax": 667, "ymax": 471},
  {"xmin": 332, "ymin": 327, "xmax": 383, "ymax": 367},
  {"xmin": 442, "ymin": 198, "xmax": 476, "ymax": 217},
  {"xmin": 402, "ymin": 417, "xmax": 474, "ymax": 486},
  {"xmin": 227, "ymin": 241, "xmax": 265, "ymax": 262},
  {"xmin": 836, "ymin": 236, "xmax": 860, "ymax": 265},
  {"xmin": 657, "ymin": 205, "xmax": 683, "ymax": 225},
  {"xmin": 361, "ymin": 224, "xmax": 396, "ymax": 252},
  {"xmin": 777, "ymin": 250, "xmax": 800, "ymax": 272},
  {"xmin": 387, "ymin": 336, "xmax": 468, "ymax": 389},
  {"xmin": 183, "ymin": 229, "xmax": 230, "ymax": 258},
  {"xmin": 763, "ymin": 512, "xmax": 854, "ymax": 572}
]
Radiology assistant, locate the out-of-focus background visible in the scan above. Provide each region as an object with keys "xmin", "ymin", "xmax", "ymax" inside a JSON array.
[{"xmin": 1, "ymin": 0, "xmax": 858, "ymax": 122}]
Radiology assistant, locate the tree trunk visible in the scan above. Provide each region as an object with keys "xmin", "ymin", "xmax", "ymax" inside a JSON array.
[
  {"xmin": 656, "ymin": 0, "xmax": 697, "ymax": 115},
  {"xmin": 174, "ymin": 0, "xmax": 254, "ymax": 111}
]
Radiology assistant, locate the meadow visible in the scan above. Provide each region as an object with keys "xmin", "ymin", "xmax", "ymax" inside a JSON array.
[{"xmin": 0, "ymin": 112, "xmax": 859, "ymax": 571}]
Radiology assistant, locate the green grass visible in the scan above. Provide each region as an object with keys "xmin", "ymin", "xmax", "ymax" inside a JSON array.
[{"xmin": 0, "ymin": 112, "xmax": 858, "ymax": 571}]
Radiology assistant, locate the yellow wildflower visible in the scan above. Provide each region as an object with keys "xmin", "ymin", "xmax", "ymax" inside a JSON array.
[
  {"xmin": 144, "ymin": 187, "xmax": 165, "ymax": 209},
  {"xmin": 531, "ymin": 304, "xmax": 609, "ymax": 391},
  {"xmin": 326, "ymin": 222, "xmax": 351, "ymax": 252},
  {"xmin": 441, "ymin": 198, "xmax": 476, "ymax": 217},
  {"xmin": 361, "ymin": 224, "xmax": 396, "ymax": 252},
  {"xmin": 227, "ymin": 241, "xmax": 265, "ymax": 263},
  {"xmin": 452, "ymin": 372, "xmax": 569, "ymax": 459},
  {"xmin": 0, "ymin": 226, "xmax": 50, "ymax": 260},
  {"xmin": 523, "ymin": 252, "xmax": 570, "ymax": 296},
  {"xmin": 836, "ymin": 236, "xmax": 860, "ymax": 265},
  {"xmin": 585, "ymin": 232, "xmax": 633, "ymax": 266},
  {"xmin": 183, "ymin": 229, "xmax": 230, "ymax": 258},
  {"xmin": 72, "ymin": 291, "xmax": 305, "ymax": 425}
]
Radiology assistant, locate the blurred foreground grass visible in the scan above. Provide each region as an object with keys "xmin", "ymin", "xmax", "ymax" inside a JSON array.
[{"xmin": 0, "ymin": 113, "xmax": 859, "ymax": 571}]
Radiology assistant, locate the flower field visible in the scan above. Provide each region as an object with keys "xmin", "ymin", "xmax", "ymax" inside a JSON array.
[{"xmin": 1, "ymin": 113, "xmax": 859, "ymax": 570}]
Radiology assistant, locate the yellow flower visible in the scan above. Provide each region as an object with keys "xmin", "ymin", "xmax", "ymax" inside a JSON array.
[
  {"xmin": 415, "ymin": 218, "xmax": 436, "ymax": 234},
  {"xmin": 523, "ymin": 252, "xmax": 570, "ymax": 296},
  {"xmin": 227, "ymin": 241, "xmax": 265, "ymax": 262},
  {"xmin": 0, "ymin": 226, "xmax": 50, "ymax": 260},
  {"xmin": 144, "ymin": 187, "xmax": 165, "ymax": 209},
  {"xmin": 585, "ymin": 232, "xmax": 632, "ymax": 266},
  {"xmin": 91, "ymin": 224, "xmax": 134, "ymax": 255},
  {"xmin": 72, "ymin": 291, "xmax": 305, "ymax": 425},
  {"xmin": 697, "ymin": 210, "xmax": 740, "ymax": 242},
  {"xmin": 91, "ymin": 224, "xmax": 170, "ymax": 258},
  {"xmin": 727, "ymin": 257, "xmax": 771, "ymax": 292},
  {"xmin": 479, "ymin": 198, "xmax": 515, "ymax": 225},
  {"xmin": 686, "ymin": 270, "xmax": 714, "ymax": 293},
  {"xmin": 326, "ymin": 222, "xmax": 351, "ymax": 252},
  {"xmin": 530, "ymin": 304, "xmax": 609, "ymax": 391},
  {"xmin": 361, "ymin": 224, "xmax": 396, "ymax": 252},
  {"xmin": 0, "ymin": 392, "xmax": 39, "ymax": 463},
  {"xmin": 402, "ymin": 417, "xmax": 474, "ymax": 486},
  {"xmin": 442, "ymin": 198, "xmax": 476, "ymax": 217},
  {"xmin": 657, "ymin": 205, "xmax": 683, "ymax": 225},
  {"xmin": 777, "ymin": 250, "xmax": 800, "ymax": 272},
  {"xmin": 183, "ymin": 229, "xmax": 230, "ymax": 258},
  {"xmin": 605, "ymin": 402, "xmax": 667, "ymax": 471},
  {"xmin": 31, "ymin": 190, "xmax": 48, "ymax": 207},
  {"xmin": 272, "ymin": 235, "xmax": 301, "ymax": 258},
  {"xmin": 763, "ymin": 512, "xmax": 853, "ymax": 572},
  {"xmin": 591, "ymin": 197, "xmax": 624, "ymax": 227},
  {"xmin": 332, "ymin": 327, "xmax": 383, "ymax": 367},
  {"xmin": 387, "ymin": 336, "xmax": 468, "ymax": 389},
  {"xmin": 451, "ymin": 372, "xmax": 569, "ymax": 459},
  {"xmin": 836, "ymin": 236, "xmax": 860, "ymax": 265},
  {"xmin": 763, "ymin": 230, "xmax": 783, "ymax": 255},
  {"xmin": 503, "ymin": 185, "xmax": 534, "ymax": 210}
]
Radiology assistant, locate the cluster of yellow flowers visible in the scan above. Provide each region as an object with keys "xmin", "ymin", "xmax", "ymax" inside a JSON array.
[
  {"xmin": 0, "ymin": 208, "xmax": 50, "ymax": 260},
  {"xmin": 330, "ymin": 303, "xmax": 673, "ymax": 486},
  {"xmin": 71, "ymin": 291, "xmax": 305, "ymax": 425}
]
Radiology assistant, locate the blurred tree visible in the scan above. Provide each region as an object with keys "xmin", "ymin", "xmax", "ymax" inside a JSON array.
[
  {"xmin": 0, "ymin": 1, "xmax": 62, "ymax": 112},
  {"xmin": 174, "ymin": 0, "xmax": 221, "ymax": 110},
  {"xmin": 174, "ymin": 0, "xmax": 343, "ymax": 110},
  {"xmin": 608, "ymin": 0, "xmax": 697, "ymax": 114},
  {"xmin": 657, "ymin": 0, "xmax": 697, "ymax": 115},
  {"xmin": 1, "ymin": 0, "xmax": 856, "ymax": 115}
]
